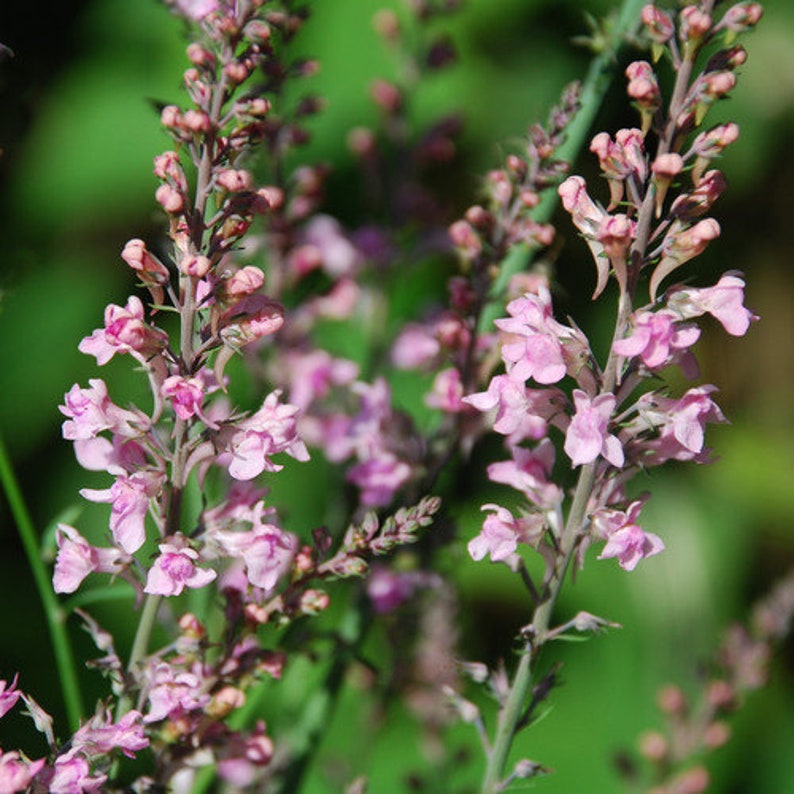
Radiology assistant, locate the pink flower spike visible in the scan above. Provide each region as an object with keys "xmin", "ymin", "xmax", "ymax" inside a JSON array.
[
  {"xmin": 564, "ymin": 390, "xmax": 624, "ymax": 468},
  {"xmin": 145, "ymin": 542, "xmax": 217, "ymax": 596},
  {"xmin": 613, "ymin": 309, "xmax": 700, "ymax": 371},
  {"xmin": 72, "ymin": 709, "xmax": 149, "ymax": 758}
]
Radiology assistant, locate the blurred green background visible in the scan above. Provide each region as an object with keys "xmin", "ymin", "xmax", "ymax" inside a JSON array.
[{"xmin": 1, "ymin": 0, "xmax": 793, "ymax": 791}]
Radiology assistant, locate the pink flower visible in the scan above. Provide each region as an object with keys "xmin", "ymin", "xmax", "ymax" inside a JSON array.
[
  {"xmin": 0, "ymin": 676, "xmax": 21, "ymax": 719},
  {"xmin": 72, "ymin": 709, "xmax": 148, "ymax": 758},
  {"xmin": 173, "ymin": 0, "xmax": 220, "ymax": 21},
  {"xmin": 144, "ymin": 541, "xmax": 217, "ymax": 596},
  {"xmin": 53, "ymin": 524, "xmax": 127, "ymax": 593},
  {"xmin": 667, "ymin": 273, "xmax": 757, "ymax": 336},
  {"xmin": 613, "ymin": 309, "xmax": 700, "ymax": 371},
  {"xmin": 143, "ymin": 662, "xmax": 210, "ymax": 723},
  {"xmin": 593, "ymin": 501, "xmax": 664, "ymax": 571},
  {"xmin": 161, "ymin": 375, "xmax": 213, "ymax": 424},
  {"xmin": 468, "ymin": 504, "xmax": 544, "ymax": 563},
  {"xmin": 464, "ymin": 376, "xmax": 562, "ymax": 443},
  {"xmin": 60, "ymin": 380, "xmax": 144, "ymax": 441},
  {"xmin": 49, "ymin": 750, "xmax": 107, "ymax": 794},
  {"xmin": 0, "ymin": 750, "xmax": 46, "ymax": 792},
  {"xmin": 216, "ymin": 723, "xmax": 274, "ymax": 786},
  {"xmin": 222, "ymin": 391, "xmax": 309, "ymax": 480},
  {"xmin": 425, "ymin": 367, "xmax": 465, "ymax": 413},
  {"xmin": 212, "ymin": 522, "xmax": 297, "ymax": 591},
  {"xmin": 496, "ymin": 289, "xmax": 569, "ymax": 385},
  {"xmin": 564, "ymin": 390, "xmax": 624, "ymax": 468},
  {"xmin": 487, "ymin": 439, "xmax": 562, "ymax": 509},
  {"xmin": 347, "ymin": 453, "xmax": 413, "ymax": 508},
  {"xmin": 78, "ymin": 296, "xmax": 167, "ymax": 366},
  {"xmin": 80, "ymin": 471, "xmax": 164, "ymax": 553}
]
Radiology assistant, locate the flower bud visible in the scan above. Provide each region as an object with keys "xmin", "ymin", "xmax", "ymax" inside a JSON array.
[
  {"xmin": 155, "ymin": 184, "xmax": 185, "ymax": 214},
  {"xmin": 179, "ymin": 254, "xmax": 211, "ymax": 278}
]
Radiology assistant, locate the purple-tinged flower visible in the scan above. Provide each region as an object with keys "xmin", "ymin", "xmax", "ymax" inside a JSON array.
[
  {"xmin": 367, "ymin": 567, "xmax": 435, "ymax": 613},
  {"xmin": 71, "ymin": 709, "xmax": 148, "ymax": 758},
  {"xmin": 213, "ymin": 523, "xmax": 298, "ymax": 592},
  {"xmin": 143, "ymin": 662, "xmax": 210, "ymax": 723},
  {"xmin": 221, "ymin": 391, "xmax": 309, "ymax": 480},
  {"xmin": 53, "ymin": 524, "xmax": 128, "ymax": 593},
  {"xmin": 650, "ymin": 218, "xmax": 721, "ymax": 301},
  {"xmin": 496, "ymin": 289, "xmax": 569, "ymax": 384},
  {"xmin": 391, "ymin": 323, "xmax": 442, "ymax": 369},
  {"xmin": 593, "ymin": 501, "xmax": 664, "ymax": 571},
  {"xmin": 464, "ymin": 376, "xmax": 563, "ymax": 443},
  {"xmin": 284, "ymin": 349, "xmax": 359, "ymax": 410},
  {"xmin": 613, "ymin": 309, "xmax": 700, "ymax": 373},
  {"xmin": 78, "ymin": 296, "xmax": 168, "ymax": 366},
  {"xmin": 564, "ymin": 390, "xmax": 624, "ymax": 468},
  {"xmin": 425, "ymin": 367, "xmax": 466, "ymax": 413},
  {"xmin": 0, "ymin": 676, "xmax": 21, "ymax": 719},
  {"xmin": 144, "ymin": 541, "xmax": 217, "ymax": 596},
  {"xmin": 0, "ymin": 750, "xmax": 46, "ymax": 792},
  {"xmin": 487, "ymin": 439, "xmax": 562, "ymax": 509},
  {"xmin": 60, "ymin": 380, "xmax": 145, "ymax": 441},
  {"xmin": 468, "ymin": 504, "xmax": 545, "ymax": 563},
  {"xmin": 161, "ymin": 374, "xmax": 216, "ymax": 425},
  {"xmin": 347, "ymin": 453, "xmax": 413, "ymax": 508},
  {"xmin": 216, "ymin": 722, "xmax": 274, "ymax": 786},
  {"xmin": 172, "ymin": 0, "xmax": 220, "ymax": 21},
  {"xmin": 49, "ymin": 749, "xmax": 107, "ymax": 793},
  {"xmin": 645, "ymin": 386, "xmax": 727, "ymax": 456},
  {"xmin": 80, "ymin": 471, "xmax": 164, "ymax": 554},
  {"xmin": 667, "ymin": 273, "xmax": 757, "ymax": 336}
]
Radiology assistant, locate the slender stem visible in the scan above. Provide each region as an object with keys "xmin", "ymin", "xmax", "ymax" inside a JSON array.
[{"xmin": 0, "ymin": 433, "xmax": 84, "ymax": 731}]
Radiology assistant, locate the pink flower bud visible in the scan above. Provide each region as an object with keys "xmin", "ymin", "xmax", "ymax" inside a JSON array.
[
  {"xmin": 153, "ymin": 150, "xmax": 184, "ymax": 185},
  {"xmin": 179, "ymin": 254, "xmax": 211, "ymax": 278},
  {"xmin": 671, "ymin": 169, "xmax": 727, "ymax": 217},
  {"xmin": 258, "ymin": 185, "xmax": 284, "ymax": 210},
  {"xmin": 487, "ymin": 169, "xmax": 512, "ymax": 205},
  {"xmin": 244, "ymin": 19, "xmax": 271, "ymax": 42},
  {"xmin": 370, "ymin": 79, "xmax": 403, "ymax": 114},
  {"xmin": 224, "ymin": 266, "xmax": 265, "ymax": 298},
  {"xmin": 224, "ymin": 60, "xmax": 250, "ymax": 84},
  {"xmin": 217, "ymin": 169, "xmax": 252, "ymax": 192},
  {"xmin": 372, "ymin": 9, "xmax": 400, "ymax": 40},
  {"xmin": 161, "ymin": 105, "xmax": 182, "ymax": 128},
  {"xmin": 641, "ymin": 5, "xmax": 675, "ymax": 43},
  {"xmin": 703, "ymin": 70, "xmax": 736, "ymax": 99},
  {"xmin": 155, "ymin": 184, "xmax": 184, "ymax": 214},
  {"xmin": 721, "ymin": 2, "xmax": 763, "ymax": 33},
  {"xmin": 186, "ymin": 43, "xmax": 215, "ymax": 68},
  {"xmin": 183, "ymin": 109, "xmax": 211, "ymax": 133},
  {"xmin": 680, "ymin": 6, "xmax": 713, "ymax": 41},
  {"xmin": 652, "ymin": 152, "xmax": 684, "ymax": 178},
  {"xmin": 691, "ymin": 122, "xmax": 740, "ymax": 158},
  {"xmin": 121, "ymin": 239, "xmax": 170, "ymax": 284},
  {"xmin": 448, "ymin": 220, "xmax": 481, "ymax": 258},
  {"xmin": 626, "ymin": 60, "xmax": 661, "ymax": 110}
]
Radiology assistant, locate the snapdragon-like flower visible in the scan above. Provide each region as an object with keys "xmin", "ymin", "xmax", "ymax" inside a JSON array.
[
  {"xmin": 613, "ymin": 309, "xmax": 700, "ymax": 375},
  {"xmin": 221, "ymin": 391, "xmax": 309, "ymax": 480},
  {"xmin": 486, "ymin": 439, "xmax": 562, "ymax": 509},
  {"xmin": 0, "ymin": 676, "xmax": 21, "ymax": 719},
  {"xmin": 53, "ymin": 524, "xmax": 129, "ymax": 593},
  {"xmin": 468, "ymin": 504, "xmax": 545, "ymax": 563},
  {"xmin": 80, "ymin": 471, "xmax": 164, "ymax": 554},
  {"xmin": 666, "ymin": 273, "xmax": 757, "ymax": 336},
  {"xmin": 78, "ymin": 296, "xmax": 168, "ymax": 366},
  {"xmin": 0, "ymin": 751, "xmax": 46, "ymax": 792},
  {"xmin": 144, "ymin": 541, "xmax": 217, "ymax": 596},
  {"xmin": 564, "ymin": 390, "xmax": 624, "ymax": 468},
  {"xmin": 71, "ymin": 709, "xmax": 148, "ymax": 758},
  {"xmin": 592, "ymin": 500, "xmax": 664, "ymax": 571},
  {"xmin": 495, "ymin": 288, "xmax": 571, "ymax": 384},
  {"xmin": 60, "ymin": 379, "xmax": 145, "ymax": 441},
  {"xmin": 143, "ymin": 662, "xmax": 211, "ymax": 724}
]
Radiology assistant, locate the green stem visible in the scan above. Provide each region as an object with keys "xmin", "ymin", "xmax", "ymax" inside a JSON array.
[
  {"xmin": 0, "ymin": 433, "xmax": 84, "ymax": 731},
  {"xmin": 478, "ymin": 0, "xmax": 647, "ymax": 337}
]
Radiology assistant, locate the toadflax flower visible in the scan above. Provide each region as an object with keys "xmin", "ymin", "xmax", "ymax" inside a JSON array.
[
  {"xmin": 592, "ymin": 500, "xmax": 664, "ymax": 571},
  {"xmin": 564, "ymin": 390, "xmax": 624, "ymax": 468},
  {"xmin": 144, "ymin": 540, "xmax": 217, "ymax": 596}
]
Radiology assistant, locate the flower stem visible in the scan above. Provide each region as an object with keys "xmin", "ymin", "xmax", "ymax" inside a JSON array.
[{"xmin": 0, "ymin": 432, "xmax": 84, "ymax": 731}]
